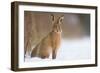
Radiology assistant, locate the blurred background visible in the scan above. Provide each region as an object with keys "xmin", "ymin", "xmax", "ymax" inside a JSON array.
[{"xmin": 24, "ymin": 11, "xmax": 90, "ymax": 60}]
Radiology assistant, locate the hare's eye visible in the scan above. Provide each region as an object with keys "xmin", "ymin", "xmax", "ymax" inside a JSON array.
[
  {"xmin": 60, "ymin": 19, "xmax": 63, "ymax": 23},
  {"xmin": 59, "ymin": 16, "xmax": 64, "ymax": 23},
  {"xmin": 51, "ymin": 14, "xmax": 55, "ymax": 21}
]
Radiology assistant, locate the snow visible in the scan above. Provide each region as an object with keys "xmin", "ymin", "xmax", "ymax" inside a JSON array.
[{"xmin": 25, "ymin": 37, "xmax": 91, "ymax": 62}]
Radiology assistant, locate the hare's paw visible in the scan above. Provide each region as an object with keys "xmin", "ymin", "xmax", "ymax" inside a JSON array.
[{"xmin": 41, "ymin": 54, "xmax": 50, "ymax": 59}]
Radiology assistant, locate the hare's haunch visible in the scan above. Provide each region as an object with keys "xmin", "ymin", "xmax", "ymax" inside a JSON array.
[{"xmin": 31, "ymin": 14, "xmax": 64, "ymax": 59}]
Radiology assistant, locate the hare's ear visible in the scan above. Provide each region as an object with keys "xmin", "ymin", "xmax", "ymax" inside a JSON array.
[
  {"xmin": 51, "ymin": 14, "xmax": 55, "ymax": 21},
  {"xmin": 59, "ymin": 15, "xmax": 64, "ymax": 23}
]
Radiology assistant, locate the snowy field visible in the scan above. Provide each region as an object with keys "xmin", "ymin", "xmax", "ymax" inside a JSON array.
[{"xmin": 25, "ymin": 37, "xmax": 91, "ymax": 62}]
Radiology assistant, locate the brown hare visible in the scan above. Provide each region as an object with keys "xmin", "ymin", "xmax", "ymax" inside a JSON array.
[{"xmin": 31, "ymin": 14, "xmax": 64, "ymax": 59}]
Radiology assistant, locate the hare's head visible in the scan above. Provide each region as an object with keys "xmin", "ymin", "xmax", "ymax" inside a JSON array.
[{"xmin": 51, "ymin": 14, "xmax": 64, "ymax": 33}]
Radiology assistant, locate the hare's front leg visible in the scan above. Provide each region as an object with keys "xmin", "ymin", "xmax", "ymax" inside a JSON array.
[{"xmin": 52, "ymin": 49, "xmax": 58, "ymax": 59}]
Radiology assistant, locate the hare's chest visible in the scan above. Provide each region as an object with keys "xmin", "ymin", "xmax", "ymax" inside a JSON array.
[{"xmin": 51, "ymin": 32, "xmax": 61, "ymax": 47}]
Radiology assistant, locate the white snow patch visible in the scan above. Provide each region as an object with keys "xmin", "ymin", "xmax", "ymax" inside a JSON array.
[{"xmin": 25, "ymin": 37, "xmax": 91, "ymax": 62}]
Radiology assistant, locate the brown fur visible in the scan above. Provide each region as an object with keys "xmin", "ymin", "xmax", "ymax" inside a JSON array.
[{"xmin": 31, "ymin": 15, "xmax": 64, "ymax": 59}]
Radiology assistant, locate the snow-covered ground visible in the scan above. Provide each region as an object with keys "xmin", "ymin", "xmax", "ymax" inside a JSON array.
[{"xmin": 25, "ymin": 37, "xmax": 91, "ymax": 62}]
